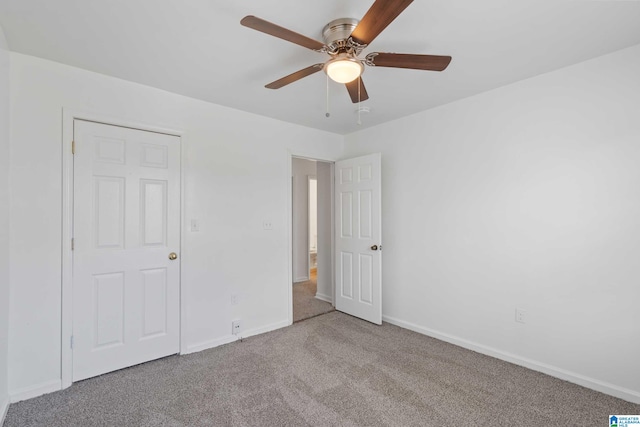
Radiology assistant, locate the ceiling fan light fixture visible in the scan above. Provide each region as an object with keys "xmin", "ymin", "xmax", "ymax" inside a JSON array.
[
  {"xmin": 325, "ymin": 56, "xmax": 364, "ymax": 84},
  {"xmin": 242, "ymin": 2, "xmax": 452, "ymax": 104}
]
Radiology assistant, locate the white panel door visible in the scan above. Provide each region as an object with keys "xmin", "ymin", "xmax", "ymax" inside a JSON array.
[
  {"xmin": 335, "ymin": 153, "xmax": 382, "ymax": 324},
  {"xmin": 73, "ymin": 120, "xmax": 180, "ymax": 381}
]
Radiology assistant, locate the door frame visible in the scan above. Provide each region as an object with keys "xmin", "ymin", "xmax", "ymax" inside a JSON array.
[
  {"xmin": 61, "ymin": 109, "xmax": 186, "ymax": 389},
  {"xmin": 287, "ymin": 152, "xmax": 336, "ymax": 325}
]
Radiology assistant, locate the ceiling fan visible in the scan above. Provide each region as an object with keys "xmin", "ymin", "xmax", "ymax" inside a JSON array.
[{"xmin": 240, "ymin": 0, "xmax": 452, "ymax": 104}]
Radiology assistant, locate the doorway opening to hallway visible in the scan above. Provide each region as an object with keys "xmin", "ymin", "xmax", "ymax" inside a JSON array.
[{"xmin": 291, "ymin": 157, "xmax": 334, "ymax": 322}]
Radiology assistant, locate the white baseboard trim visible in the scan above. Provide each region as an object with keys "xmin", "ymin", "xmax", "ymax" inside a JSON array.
[
  {"xmin": 382, "ymin": 315, "xmax": 640, "ymax": 404},
  {"xmin": 183, "ymin": 335, "xmax": 238, "ymax": 355},
  {"xmin": 315, "ymin": 293, "xmax": 332, "ymax": 304},
  {"xmin": 9, "ymin": 379, "xmax": 62, "ymax": 403},
  {"xmin": 183, "ymin": 319, "xmax": 291, "ymax": 355},
  {"xmin": 294, "ymin": 276, "xmax": 309, "ymax": 283},
  {"xmin": 1, "ymin": 395, "xmax": 9, "ymax": 426},
  {"xmin": 240, "ymin": 319, "xmax": 290, "ymax": 340}
]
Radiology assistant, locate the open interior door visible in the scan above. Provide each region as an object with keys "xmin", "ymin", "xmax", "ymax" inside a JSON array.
[{"xmin": 334, "ymin": 153, "xmax": 382, "ymax": 324}]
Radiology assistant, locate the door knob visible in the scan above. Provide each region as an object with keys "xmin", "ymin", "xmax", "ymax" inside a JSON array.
[
  {"xmin": 168, "ymin": 252, "xmax": 178, "ymax": 260},
  {"xmin": 371, "ymin": 245, "xmax": 378, "ymax": 251}
]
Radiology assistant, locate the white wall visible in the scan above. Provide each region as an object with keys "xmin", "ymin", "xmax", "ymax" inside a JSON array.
[
  {"xmin": 316, "ymin": 162, "xmax": 333, "ymax": 302},
  {"xmin": 344, "ymin": 44, "xmax": 640, "ymax": 403},
  {"xmin": 292, "ymin": 158, "xmax": 316, "ymax": 282},
  {"xmin": 7, "ymin": 53, "xmax": 343, "ymax": 399},
  {"xmin": 0, "ymin": 22, "xmax": 11, "ymax": 423}
]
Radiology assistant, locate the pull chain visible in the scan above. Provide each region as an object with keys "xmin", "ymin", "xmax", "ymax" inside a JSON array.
[{"xmin": 325, "ymin": 73, "xmax": 331, "ymax": 118}]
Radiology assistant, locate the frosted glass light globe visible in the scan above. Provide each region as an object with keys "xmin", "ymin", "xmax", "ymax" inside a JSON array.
[{"xmin": 325, "ymin": 58, "xmax": 363, "ymax": 83}]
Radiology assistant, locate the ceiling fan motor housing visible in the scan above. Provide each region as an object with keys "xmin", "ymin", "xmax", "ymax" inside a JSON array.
[{"xmin": 322, "ymin": 18, "xmax": 360, "ymax": 54}]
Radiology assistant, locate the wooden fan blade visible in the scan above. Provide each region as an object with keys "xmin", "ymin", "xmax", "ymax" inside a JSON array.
[
  {"xmin": 350, "ymin": 0, "xmax": 414, "ymax": 46},
  {"xmin": 265, "ymin": 64, "xmax": 325, "ymax": 89},
  {"xmin": 368, "ymin": 53, "xmax": 452, "ymax": 71},
  {"xmin": 241, "ymin": 16, "xmax": 326, "ymax": 51},
  {"xmin": 345, "ymin": 78, "xmax": 370, "ymax": 103}
]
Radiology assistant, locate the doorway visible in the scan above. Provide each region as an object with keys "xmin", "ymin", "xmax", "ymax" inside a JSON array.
[{"xmin": 291, "ymin": 157, "xmax": 334, "ymax": 322}]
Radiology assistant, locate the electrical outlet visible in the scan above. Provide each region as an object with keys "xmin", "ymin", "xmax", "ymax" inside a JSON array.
[
  {"xmin": 231, "ymin": 294, "xmax": 239, "ymax": 306},
  {"xmin": 515, "ymin": 308, "xmax": 526, "ymax": 324},
  {"xmin": 263, "ymin": 220, "xmax": 273, "ymax": 230},
  {"xmin": 232, "ymin": 319, "xmax": 243, "ymax": 335}
]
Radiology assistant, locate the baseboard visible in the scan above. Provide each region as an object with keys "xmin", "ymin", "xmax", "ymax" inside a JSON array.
[
  {"xmin": 315, "ymin": 293, "xmax": 332, "ymax": 304},
  {"xmin": 9, "ymin": 379, "xmax": 62, "ymax": 403},
  {"xmin": 294, "ymin": 276, "xmax": 309, "ymax": 283},
  {"xmin": 1, "ymin": 395, "xmax": 9, "ymax": 426},
  {"xmin": 382, "ymin": 315, "xmax": 640, "ymax": 404},
  {"xmin": 183, "ymin": 334, "xmax": 238, "ymax": 355},
  {"xmin": 183, "ymin": 319, "xmax": 291, "ymax": 355},
  {"xmin": 240, "ymin": 319, "xmax": 289, "ymax": 340}
]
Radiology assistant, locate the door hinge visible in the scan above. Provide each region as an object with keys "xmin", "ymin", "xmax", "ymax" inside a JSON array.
[
  {"xmin": 71, "ymin": 238, "xmax": 74, "ymax": 250},
  {"xmin": 71, "ymin": 140, "xmax": 75, "ymax": 154},
  {"xmin": 70, "ymin": 335, "xmax": 74, "ymax": 349}
]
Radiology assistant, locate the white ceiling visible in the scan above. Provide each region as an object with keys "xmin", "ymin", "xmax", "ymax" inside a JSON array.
[{"xmin": 1, "ymin": 0, "xmax": 639, "ymax": 135}]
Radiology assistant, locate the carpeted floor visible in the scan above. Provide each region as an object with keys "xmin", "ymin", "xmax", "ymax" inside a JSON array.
[
  {"xmin": 292, "ymin": 278, "xmax": 334, "ymax": 323},
  {"xmin": 5, "ymin": 311, "xmax": 639, "ymax": 426}
]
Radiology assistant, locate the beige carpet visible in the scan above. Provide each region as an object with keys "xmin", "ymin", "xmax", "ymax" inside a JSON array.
[
  {"xmin": 292, "ymin": 278, "xmax": 334, "ymax": 323},
  {"xmin": 5, "ymin": 312, "xmax": 639, "ymax": 426}
]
